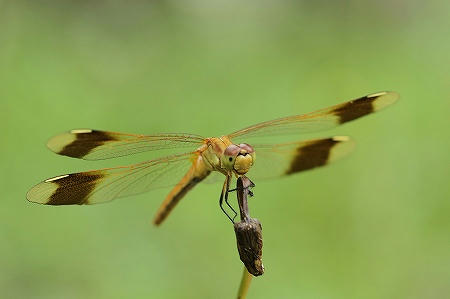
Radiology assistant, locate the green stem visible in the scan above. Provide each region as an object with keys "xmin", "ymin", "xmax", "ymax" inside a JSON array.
[{"xmin": 237, "ymin": 267, "xmax": 253, "ymax": 299}]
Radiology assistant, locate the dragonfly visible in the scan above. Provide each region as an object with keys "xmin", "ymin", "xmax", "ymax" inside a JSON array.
[{"xmin": 27, "ymin": 91, "xmax": 398, "ymax": 225}]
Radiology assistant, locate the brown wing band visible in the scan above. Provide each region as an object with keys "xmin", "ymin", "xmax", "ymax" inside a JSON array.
[
  {"xmin": 333, "ymin": 95, "xmax": 376, "ymax": 124},
  {"xmin": 47, "ymin": 172, "xmax": 104, "ymax": 205},
  {"xmin": 286, "ymin": 138, "xmax": 340, "ymax": 174},
  {"xmin": 58, "ymin": 130, "xmax": 118, "ymax": 158}
]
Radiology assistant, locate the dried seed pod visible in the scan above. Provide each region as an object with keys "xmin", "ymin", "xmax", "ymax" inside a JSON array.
[
  {"xmin": 234, "ymin": 217, "xmax": 264, "ymax": 276},
  {"xmin": 234, "ymin": 176, "xmax": 264, "ymax": 276}
]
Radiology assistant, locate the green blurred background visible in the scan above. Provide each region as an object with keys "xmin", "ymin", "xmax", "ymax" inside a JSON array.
[{"xmin": 1, "ymin": 1, "xmax": 449, "ymax": 298}]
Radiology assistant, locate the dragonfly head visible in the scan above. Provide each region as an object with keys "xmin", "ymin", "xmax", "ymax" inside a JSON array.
[{"xmin": 222, "ymin": 143, "xmax": 255, "ymax": 175}]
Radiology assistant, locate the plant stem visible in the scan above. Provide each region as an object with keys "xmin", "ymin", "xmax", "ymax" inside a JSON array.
[{"xmin": 237, "ymin": 267, "xmax": 253, "ymax": 299}]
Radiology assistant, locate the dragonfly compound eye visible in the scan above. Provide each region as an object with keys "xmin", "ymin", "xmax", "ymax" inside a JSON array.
[
  {"xmin": 224, "ymin": 144, "xmax": 240, "ymax": 157},
  {"xmin": 221, "ymin": 144, "xmax": 241, "ymax": 169},
  {"xmin": 234, "ymin": 152, "xmax": 254, "ymax": 175},
  {"xmin": 238, "ymin": 143, "xmax": 254, "ymax": 154}
]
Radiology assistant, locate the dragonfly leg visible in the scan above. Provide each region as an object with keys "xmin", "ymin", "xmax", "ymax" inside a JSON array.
[
  {"xmin": 219, "ymin": 175, "xmax": 235, "ymax": 224},
  {"xmin": 224, "ymin": 184, "xmax": 237, "ymax": 222},
  {"xmin": 248, "ymin": 178, "xmax": 255, "ymax": 188},
  {"xmin": 229, "ymin": 188, "xmax": 253, "ymax": 197},
  {"xmin": 229, "ymin": 176, "xmax": 255, "ymax": 197}
]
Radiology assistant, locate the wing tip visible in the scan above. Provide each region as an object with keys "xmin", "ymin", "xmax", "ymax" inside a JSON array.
[
  {"xmin": 332, "ymin": 135, "xmax": 351, "ymax": 142},
  {"xmin": 329, "ymin": 135, "xmax": 355, "ymax": 162},
  {"xmin": 46, "ymin": 130, "xmax": 78, "ymax": 154},
  {"xmin": 367, "ymin": 91, "xmax": 400, "ymax": 111},
  {"xmin": 46, "ymin": 129, "xmax": 109, "ymax": 159},
  {"xmin": 27, "ymin": 172, "xmax": 104, "ymax": 205},
  {"xmin": 26, "ymin": 181, "xmax": 54, "ymax": 204}
]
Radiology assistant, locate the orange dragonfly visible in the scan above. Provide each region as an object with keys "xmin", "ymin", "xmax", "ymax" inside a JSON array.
[{"xmin": 27, "ymin": 91, "xmax": 399, "ymax": 225}]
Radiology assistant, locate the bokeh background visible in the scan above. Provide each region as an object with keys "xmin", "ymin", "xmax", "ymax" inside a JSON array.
[{"xmin": 1, "ymin": 1, "xmax": 449, "ymax": 298}]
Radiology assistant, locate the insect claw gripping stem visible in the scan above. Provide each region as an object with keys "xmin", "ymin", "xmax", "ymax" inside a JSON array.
[
  {"xmin": 248, "ymin": 178, "xmax": 255, "ymax": 188},
  {"xmin": 220, "ymin": 176, "xmax": 255, "ymax": 223},
  {"xmin": 229, "ymin": 178, "xmax": 255, "ymax": 196}
]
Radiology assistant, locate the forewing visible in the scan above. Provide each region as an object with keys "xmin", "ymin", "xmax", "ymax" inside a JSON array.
[
  {"xmin": 247, "ymin": 136, "xmax": 355, "ymax": 180},
  {"xmin": 228, "ymin": 91, "xmax": 398, "ymax": 142},
  {"xmin": 27, "ymin": 153, "xmax": 197, "ymax": 205},
  {"xmin": 47, "ymin": 129, "xmax": 205, "ymax": 160}
]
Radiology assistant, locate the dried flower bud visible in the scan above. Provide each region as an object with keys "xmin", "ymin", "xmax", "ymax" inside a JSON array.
[
  {"xmin": 234, "ymin": 176, "xmax": 264, "ymax": 276},
  {"xmin": 234, "ymin": 217, "xmax": 264, "ymax": 276}
]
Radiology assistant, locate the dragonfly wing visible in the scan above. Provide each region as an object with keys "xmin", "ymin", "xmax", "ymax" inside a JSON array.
[
  {"xmin": 203, "ymin": 171, "xmax": 225, "ymax": 185},
  {"xmin": 228, "ymin": 91, "xmax": 398, "ymax": 142},
  {"xmin": 47, "ymin": 129, "xmax": 205, "ymax": 160},
  {"xmin": 246, "ymin": 136, "xmax": 355, "ymax": 180},
  {"xmin": 27, "ymin": 152, "xmax": 198, "ymax": 205}
]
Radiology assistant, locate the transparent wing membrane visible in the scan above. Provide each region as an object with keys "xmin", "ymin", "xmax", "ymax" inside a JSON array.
[
  {"xmin": 27, "ymin": 153, "xmax": 197, "ymax": 205},
  {"xmin": 247, "ymin": 136, "xmax": 355, "ymax": 180},
  {"xmin": 47, "ymin": 129, "xmax": 205, "ymax": 160},
  {"xmin": 228, "ymin": 92, "xmax": 399, "ymax": 142}
]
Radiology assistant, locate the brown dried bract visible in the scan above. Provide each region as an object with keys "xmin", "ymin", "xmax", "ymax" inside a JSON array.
[{"xmin": 234, "ymin": 176, "xmax": 264, "ymax": 276}]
